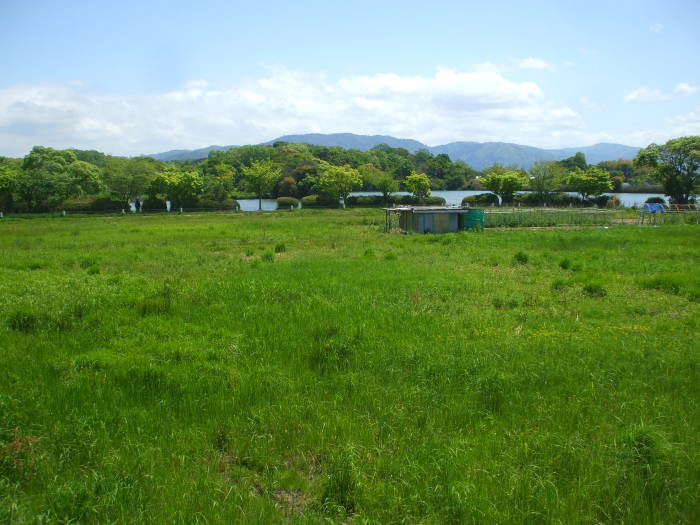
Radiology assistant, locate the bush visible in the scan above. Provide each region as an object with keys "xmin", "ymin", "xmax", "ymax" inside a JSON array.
[
  {"xmin": 345, "ymin": 195, "xmax": 385, "ymax": 207},
  {"xmin": 142, "ymin": 197, "xmax": 166, "ymax": 210},
  {"xmin": 276, "ymin": 197, "xmax": 299, "ymax": 209},
  {"xmin": 391, "ymin": 195, "xmax": 446, "ymax": 206},
  {"xmin": 547, "ymin": 193, "xmax": 583, "ymax": 207},
  {"xmin": 462, "ymin": 193, "xmax": 499, "ymax": 206},
  {"xmin": 301, "ymin": 195, "xmax": 338, "ymax": 208},
  {"xmin": 90, "ymin": 197, "xmax": 125, "ymax": 211},
  {"xmin": 645, "ymin": 196, "xmax": 666, "ymax": 205},
  {"xmin": 61, "ymin": 199, "xmax": 94, "ymax": 212}
]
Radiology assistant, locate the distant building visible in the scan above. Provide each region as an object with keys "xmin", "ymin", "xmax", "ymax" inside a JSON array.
[{"xmin": 384, "ymin": 206, "xmax": 485, "ymax": 233}]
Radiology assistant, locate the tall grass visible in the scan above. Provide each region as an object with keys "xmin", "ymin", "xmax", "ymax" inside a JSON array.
[{"xmin": 0, "ymin": 209, "xmax": 698, "ymax": 523}]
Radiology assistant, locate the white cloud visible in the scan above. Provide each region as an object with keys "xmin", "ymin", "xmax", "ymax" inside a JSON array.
[
  {"xmin": 649, "ymin": 23, "xmax": 664, "ymax": 33},
  {"xmin": 517, "ymin": 57, "xmax": 555, "ymax": 71},
  {"xmin": 624, "ymin": 87, "xmax": 670, "ymax": 103},
  {"xmin": 0, "ymin": 68, "xmax": 584, "ymax": 156},
  {"xmin": 665, "ymin": 107, "xmax": 700, "ymax": 135},
  {"xmin": 675, "ymin": 82, "xmax": 699, "ymax": 96}
]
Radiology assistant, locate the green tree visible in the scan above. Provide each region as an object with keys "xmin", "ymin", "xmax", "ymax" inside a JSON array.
[
  {"xmin": 149, "ymin": 169, "xmax": 204, "ymax": 207},
  {"xmin": 67, "ymin": 160, "xmax": 103, "ymax": 196},
  {"xmin": 18, "ymin": 146, "xmax": 78, "ymax": 210},
  {"xmin": 479, "ymin": 167, "xmax": 527, "ymax": 205},
  {"xmin": 634, "ymin": 136, "xmax": 700, "ymax": 203},
  {"xmin": 404, "ymin": 172, "xmax": 431, "ymax": 200},
  {"xmin": 528, "ymin": 161, "xmax": 565, "ymax": 204},
  {"xmin": 242, "ymin": 160, "xmax": 281, "ymax": 210},
  {"xmin": 559, "ymin": 152, "xmax": 588, "ymax": 171},
  {"xmin": 567, "ymin": 167, "xmax": 613, "ymax": 202},
  {"xmin": 316, "ymin": 163, "xmax": 362, "ymax": 206},
  {"xmin": 104, "ymin": 156, "xmax": 160, "ymax": 206},
  {"xmin": 0, "ymin": 163, "xmax": 19, "ymax": 211}
]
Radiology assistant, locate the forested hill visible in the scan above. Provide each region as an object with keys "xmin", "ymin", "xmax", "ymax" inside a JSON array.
[{"xmin": 148, "ymin": 133, "xmax": 640, "ymax": 169}]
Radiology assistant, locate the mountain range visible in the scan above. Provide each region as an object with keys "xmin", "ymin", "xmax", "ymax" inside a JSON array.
[{"xmin": 148, "ymin": 133, "xmax": 640, "ymax": 170}]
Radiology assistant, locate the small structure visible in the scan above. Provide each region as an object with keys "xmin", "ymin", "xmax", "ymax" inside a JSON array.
[
  {"xmin": 384, "ymin": 206, "xmax": 485, "ymax": 233},
  {"xmin": 639, "ymin": 202, "xmax": 666, "ymax": 224}
]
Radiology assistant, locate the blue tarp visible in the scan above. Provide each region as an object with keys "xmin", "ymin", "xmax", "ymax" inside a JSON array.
[{"xmin": 641, "ymin": 203, "xmax": 666, "ymax": 213}]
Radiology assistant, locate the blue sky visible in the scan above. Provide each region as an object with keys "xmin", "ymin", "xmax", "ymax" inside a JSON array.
[{"xmin": 1, "ymin": 0, "xmax": 699, "ymax": 156}]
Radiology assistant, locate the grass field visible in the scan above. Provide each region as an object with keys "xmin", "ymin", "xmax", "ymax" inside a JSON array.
[{"xmin": 1, "ymin": 209, "xmax": 699, "ymax": 524}]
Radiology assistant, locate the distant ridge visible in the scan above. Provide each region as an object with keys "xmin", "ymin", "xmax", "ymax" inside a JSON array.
[{"xmin": 147, "ymin": 133, "xmax": 640, "ymax": 169}]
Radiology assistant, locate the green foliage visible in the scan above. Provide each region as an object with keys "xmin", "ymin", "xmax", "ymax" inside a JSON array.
[
  {"xmin": 528, "ymin": 161, "xmax": 565, "ymax": 200},
  {"xmin": 479, "ymin": 166, "xmax": 527, "ymax": 205},
  {"xmin": 316, "ymin": 163, "xmax": 362, "ymax": 204},
  {"xmin": 403, "ymin": 171, "xmax": 431, "ymax": 199},
  {"xmin": 567, "ymin": 166, "xmax": 613, "ymax": 201},
  {"xmin": 582, "ymin": 282, "xmax": 607, "ymax": 297},
  {"xmin": 322, "ymin": 446, "xmax": 361, "ymax": 514},
  {"xmin": 558, "ymin": 151, "xmax": 588, "ymax": 171},
  {"xmin": 512, "ymin": 251, "xmax": 529, "ymax": 265},
  {"xmin": 276, "ymin": 196, "xmax": 299, "ymax": 209},
  {"xmin": 634, "ymin": 136, "xmax": 700, "ymax": 203},
  {"xmin": 462, "ymin": 193, "xmax": 499, "ymax": 206},
  {"xmin": 149, "ymin": 168, "xmax": 204, "ymax": 207},
  {"xmin": 241, "ymin": 160, "xmax": 282, "ymax": 210}
]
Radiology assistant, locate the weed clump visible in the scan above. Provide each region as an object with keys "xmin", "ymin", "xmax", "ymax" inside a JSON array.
[
  {"xmin": 321, "ymin": 446, "xmax": 361, "ymax": 515},
  {"xmin": 261, "ymin": 251, "xmax": 275, "ymax": 263},
  {"xmin": 582, "ymin": 283, "xmax": 606, "ymax": 298},
  {"xmin": 7, "ymin": 309, "xmax": 39, "ymax": 333},
  {"xmin": 86, "ymin": 264, "xmax": 100, "ymax": 275},
  {"xmin": 274, "ymin": 243, "xmax": 286, "ymax": 253},
  {"xmin": 384, "ymin": 252, "xmax": 397, "ymax": 261},
  {"xmin": 559, "ymin": 258, "xmax": 571, "ymax": 270},
  {"xmin": 551, "ymin": 278, "xmax": 570, "ymax": 291},
  {"xmin": 512, "ymin": 251, "xmax": 529, "ymax": 265},
  {"xmin": 137, "ymin": 282, "xmax": 174, "ymax": 316},
  {"xmin": 492, "ymin": 297, "xmax": 519, "ymax": 309},
  {"xmin": 79, "ymin": 257, "xmax": 97, "ymax": 269}
]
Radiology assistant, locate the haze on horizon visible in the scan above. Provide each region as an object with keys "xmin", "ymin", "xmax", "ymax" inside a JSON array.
[{"xmin": 1, "ymin": 0, "xmax": 699, "ymax": 158}]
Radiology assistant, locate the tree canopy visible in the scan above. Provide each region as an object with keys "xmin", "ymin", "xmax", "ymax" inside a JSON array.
[{"xmin": 634, "ymin": 136, "xmax": 700, "ymax": 204}]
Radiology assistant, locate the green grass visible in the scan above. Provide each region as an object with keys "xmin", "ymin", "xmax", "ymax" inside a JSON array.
[{"xmin": 1, "ymin": 209, "xmax": 699, "ymax": 523}]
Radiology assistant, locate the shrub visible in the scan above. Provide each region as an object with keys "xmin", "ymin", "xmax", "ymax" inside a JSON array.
[
  {"xmin": 61, "ymin": 199, "xmax": 94, "ymax": 212},
  {"xmin": 645, "ymin": 196, "xmax": 666, "ymax": 204},
  {"xmin": 90, "ymin": 197, "xmax": 126, "ymax": 211},
  {"xmin": 391, "ymin": 195, "xmax": 446, "ymax": 206},
  {"xmin": 547, "ymin": 193, "xmax": 583, "ymax": 207},
  {"xmin": 345, "ymin": 195, "xmax": 384, "ymax": 207},
  {"xmin": 512, "ymin": 251, "xmax": 529, "ymax": 265},
  {"xmin": 142, "ymin": 197, "xmax": 165, "ymax": 210},
  {"xmin": 276, "ymin": 197, "xmax": 299, "ymax": 209},
  {"xmin": 301, "ymin": 194, "xmax": 338, "ymax": 208},
  {"xmin": 461, "ymin": 193, "xmax": 499, "ymax": 206}
]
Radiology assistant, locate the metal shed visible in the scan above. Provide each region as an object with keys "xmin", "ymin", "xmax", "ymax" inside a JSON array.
[{"xmin": 383, "ymin": 206, "xmax": 485, "ymax": 233}]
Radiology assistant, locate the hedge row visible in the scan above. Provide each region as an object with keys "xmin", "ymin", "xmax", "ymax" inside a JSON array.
[{"xmin": 461, "ymin": 192, "xmax": 621, "ymax": 208}]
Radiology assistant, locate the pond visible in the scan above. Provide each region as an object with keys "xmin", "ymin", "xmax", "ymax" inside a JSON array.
[{"xmin": 237, "ymin": 191, "xmax": 665, "ymax": 211}]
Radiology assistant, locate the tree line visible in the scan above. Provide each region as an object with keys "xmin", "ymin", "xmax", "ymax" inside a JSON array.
[{"xmin": 0, "ymin": 137, "xmax": 697, "ymax": 212}]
